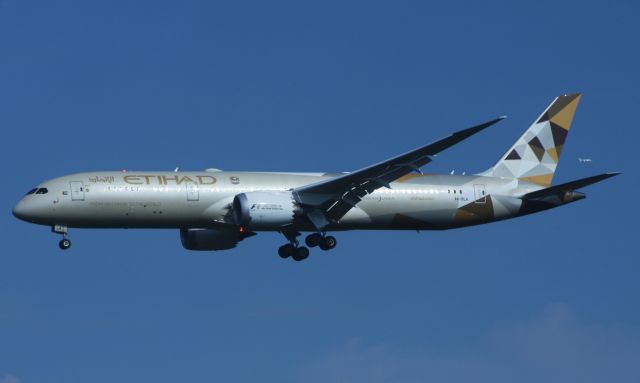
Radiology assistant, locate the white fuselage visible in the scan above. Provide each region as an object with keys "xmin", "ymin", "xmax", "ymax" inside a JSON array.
[{"xmin": 13, "ymin": 171, "xmax": 541, "ymax": 231}]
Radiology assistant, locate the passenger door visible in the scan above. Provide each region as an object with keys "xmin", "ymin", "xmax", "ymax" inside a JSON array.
[
  {"xmin": 473, "ymin": 184, "xmax": 486, "ymax": 203},
  {"xmin": 186, "ymin": 181, "xmax": 199, "ymax": 201},
  {"xmin": 70, "ymin": 181, "xmax": 85, "ymax": 201}
]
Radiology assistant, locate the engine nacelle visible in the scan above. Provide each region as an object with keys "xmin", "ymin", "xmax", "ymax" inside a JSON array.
[
  {"xmin": 232, "ymin": 191, "xmax": 297, "ymax": 229},
  {"xmin": 180, "ymin": 228, "xmax": 241, "ymax": 251}
]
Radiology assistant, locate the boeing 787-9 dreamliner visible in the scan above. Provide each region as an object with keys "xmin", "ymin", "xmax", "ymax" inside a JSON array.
[{"xmin": 13, "ymin": 94, "xmax": 619, "ymax": 261}]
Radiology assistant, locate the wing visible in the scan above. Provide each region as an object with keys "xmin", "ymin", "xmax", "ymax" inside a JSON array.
[{"xmin": 293, "ymin": 117, "xmax": 506, "ymax": 229}]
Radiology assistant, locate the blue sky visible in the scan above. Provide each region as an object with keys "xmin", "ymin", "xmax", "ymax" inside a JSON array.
[{"xmin": 1, "ymin": 1, "xmax": 639, "ymax": 382}]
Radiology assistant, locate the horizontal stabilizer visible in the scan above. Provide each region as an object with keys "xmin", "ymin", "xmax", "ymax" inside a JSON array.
[{"xmin": 523, "ymin": 172, "xmax": 620, "ymax": 200}]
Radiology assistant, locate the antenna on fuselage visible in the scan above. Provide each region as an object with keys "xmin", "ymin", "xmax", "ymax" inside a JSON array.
[{"xmin": 174, "ymin": 167, "xmax": 179, "ymax": 172}]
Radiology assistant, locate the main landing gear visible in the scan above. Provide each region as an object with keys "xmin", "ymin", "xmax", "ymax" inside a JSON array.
[
  {"xmin": 278, "ymin": 231, "xmax": 337, "ymax": 261},
  {"xmin": 52, "ymin": 225, "xmax": 71, "ymax": 250},
  {"xmin": 278, "ymin": 243, "xmax": 309, "ymax": 261},
  {"xmin": 304, "ymin": 232, "xmax": 337, "ymax": 251},
  {"xmin": 278, "ymin": 231, "xmax": 309, "ymax": 261}
]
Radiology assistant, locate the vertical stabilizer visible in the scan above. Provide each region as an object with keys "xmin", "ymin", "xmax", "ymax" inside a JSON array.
[{"xmin": 483, "ymin": 94, "xmax": 581, "ymax": 187}]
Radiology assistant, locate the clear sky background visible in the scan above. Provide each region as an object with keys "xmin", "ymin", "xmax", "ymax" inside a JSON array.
[{"xmin": 1, "ymin": 1, "xmax": 639, "ymax": 382}]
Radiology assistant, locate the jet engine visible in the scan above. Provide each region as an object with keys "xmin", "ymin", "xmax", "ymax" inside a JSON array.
[
  {"xmin": 232, "ymin": 191, "xmax": 298, "ymax": 229},
  {"xmin": 180, "ymin": 227, "xmax": 248, "ymax": 251}
]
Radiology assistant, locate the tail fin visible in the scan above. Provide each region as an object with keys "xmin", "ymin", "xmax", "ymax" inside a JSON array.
[{"xmin": 483, "ymin": 93, "xmax": 582, "ymax": 187}]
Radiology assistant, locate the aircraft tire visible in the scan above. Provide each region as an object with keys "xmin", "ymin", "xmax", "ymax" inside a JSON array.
[
  {"xmin": 278, "ymin": 244, "xmax": 295, "ymax": 258},
  {"xmin": 292, "ymin": 246, "xmax": 309, "ymax": 261},
  {"xmin": 319, "ymin": 236, "xmax": 336, "ymax": 251},
  {"xmin": 305, "ymin": 233, "xmax": 322, "ymax": 247},
  {"xmin": 59, "ymin": 238, "xmax": 71, "ymax": 250}
]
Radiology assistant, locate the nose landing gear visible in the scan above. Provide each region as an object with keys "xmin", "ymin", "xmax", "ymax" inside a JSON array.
[
  {"xmin": 52, "ymin": 225, "xmax": 71, "ymax": 250},
  {"xmin": 59, "ymin": 238, "xmax": 71, "ymax": 250}
]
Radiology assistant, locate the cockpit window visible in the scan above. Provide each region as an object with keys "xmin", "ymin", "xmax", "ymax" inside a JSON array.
[
  {"xmin": 25, "ymin": 188, "xmax": 37, "ymax": 195},
  {"xmin": 35, "ymin": 188, "xmax": 48, "ymax": 194}
]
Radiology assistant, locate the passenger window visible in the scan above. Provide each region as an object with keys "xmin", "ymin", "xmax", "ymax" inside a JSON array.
[
  {"xmin": 26, "ymin": 188, "xmax": 37, "ymax": 195},
  {"xmin": 36, "ymin": 188, "xmax": 48, "ymax": 194}
]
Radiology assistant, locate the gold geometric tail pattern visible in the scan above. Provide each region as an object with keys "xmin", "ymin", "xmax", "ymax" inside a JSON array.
[{"xmin": 486, "ymin": 94, "xmax": 582, "ymax": 187}]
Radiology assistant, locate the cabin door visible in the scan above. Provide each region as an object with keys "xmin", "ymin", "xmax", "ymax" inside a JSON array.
[
  {"xmin": 473, "ymin": 184, "xmax": 486, "ymax": 203},
  {"xmin": 186, "ymin": 182, "xmax": 199, "ymax": 201},
  {"xmin": 70, "ymin": 181, "xmax": 85, "ymax": 201}
]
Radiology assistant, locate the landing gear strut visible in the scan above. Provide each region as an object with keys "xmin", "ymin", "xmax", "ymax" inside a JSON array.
[
  {"xmin": 52, "ymin": 225, "xmax": 71, "ymax": 250},
  {"xmin": 279, "ymin": 231, "xmax": 309, "ymax": 261}
]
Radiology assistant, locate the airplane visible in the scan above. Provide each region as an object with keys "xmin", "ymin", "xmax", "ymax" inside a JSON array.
[{"xmin": 12, "ymin": 93, "xmax": 619, "ymax": 261}]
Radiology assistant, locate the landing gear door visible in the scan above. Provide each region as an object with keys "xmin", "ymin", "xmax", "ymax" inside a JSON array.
[
  {"xmin": 70, "ymin": 181, "xmax": 85, "ymax": 201},
  {"xmin": 473, "ymin": 184, "xmax": 486, "ymax": 203},
  {"xmin": 186, "ymin": 182, "xmax": 199, "ymax": 201}
]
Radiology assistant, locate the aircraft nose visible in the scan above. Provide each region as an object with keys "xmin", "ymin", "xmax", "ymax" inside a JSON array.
[{"xmin": 12, "ymin": 199, "xmax": 30, "ymax": 221}]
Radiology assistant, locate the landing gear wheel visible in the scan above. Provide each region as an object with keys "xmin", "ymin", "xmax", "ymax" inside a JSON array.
[
  {"xmin": 278, "ymin": 244, "xmax": 295, "ymax": 258},
  {"xmin": 292, "ymin": 246, "xmax": 309, "ymax": 261},
  {"xmin": 319, "ymin": 235, "xmax": 337, "ymax": 251},
  {"xmin": 59, "ymin": 238, "xmax": 71, "ymax": 250},
  {"xmin": 305, "ymin": 233, "xmax": 322, "ymax": 247}
]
